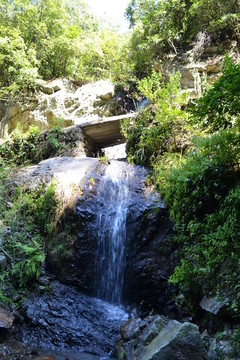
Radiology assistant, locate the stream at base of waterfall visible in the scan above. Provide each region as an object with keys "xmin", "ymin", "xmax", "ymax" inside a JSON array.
[{"xmin": 12, "ymin": 281, "xmax": 127, "ymax": 360}]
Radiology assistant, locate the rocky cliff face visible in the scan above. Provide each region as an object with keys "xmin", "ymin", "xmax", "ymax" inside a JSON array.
[
  {"xmin": 9, "ymin": 157, "xmax": 176, "ymax": 311},
  {"xmin": 56, "ymin": 160, "xmax": 175, "ymax": 309},
  {"xmin": 158, "ymin": 41, "xmax": 237, "ymax": 97},
  {"xmin": 0, "ymin": 79, "xmax": 133, "ymax": 136},
  {"xmin": 1, "ymin": 43, "xmax": 235, "ymax": 138}
]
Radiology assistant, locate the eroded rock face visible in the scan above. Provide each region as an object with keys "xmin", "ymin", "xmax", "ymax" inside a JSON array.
[
  {"xmin": 115, "ymin": 315, "xmax": 209, "ymax": 360},
  {"xmin": 161, "ymin": 55, "xmax": 223, "ymax": 97},
  {"xmin": 0, "ymin": 80, "xmax": 128, "ymax": 136},
  {"xmin": 159, "ymin": 42, "xmax": 238, "ymax": 98}
]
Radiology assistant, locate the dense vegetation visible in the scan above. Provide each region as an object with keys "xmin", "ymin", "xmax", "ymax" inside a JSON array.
[
  {"xmin": 1, "ymin": 0, "xmax": 239, "ymax": 94},
  {"xmin": 0, "ymin": 0, "xmax": 133, "ymax": 94},
  {"xmin": 0, "ymin": 169, "xmax": 58, "ymax": 303},
  {"xmin": 126, "ymin": 0, "xmax": 239, "ymax": 76},
  {"xmin": 123, "ymin": 57, "xmax": 240, "ymax": 329}
]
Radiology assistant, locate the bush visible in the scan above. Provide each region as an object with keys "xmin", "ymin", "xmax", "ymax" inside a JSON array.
[
  {"xmin": 0, "ymin": 124, "xmax": 41, "ymax": 165},
  {"xmin": 122, "ymin": 70, "xmax": 190, "ymax": 166},
  {"xmin": 0, "ymin": 181, "xmax": 58, "ymax": 294},
  {"xmin": 163, "ymin": 131, "xmax": 240, "ymax": 311},
  {"xmin": 190, "ymin": 56, "xmax": 240, "ymax": 132},
  {"xmin": 0, "ymin": 29, "xmax": 40, "ymax": 94}
]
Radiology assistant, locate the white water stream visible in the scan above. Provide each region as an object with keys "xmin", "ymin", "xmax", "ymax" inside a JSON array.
[{"xmin": 95, "ymin": 160, "xmax": 134, "ymax": 304}]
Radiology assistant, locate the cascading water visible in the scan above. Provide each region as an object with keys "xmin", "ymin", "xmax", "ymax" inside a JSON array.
[
  {"xmin": 95, "ymin": 160, "xmax": 133, "ymax": 304},
  {"xmin": 12, "ymin": 158, "xmax": 163, "ymax": 359}
]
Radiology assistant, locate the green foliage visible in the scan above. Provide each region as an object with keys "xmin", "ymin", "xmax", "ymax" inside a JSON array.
[
  {"xmin": 214, "ymin": 328, "xmax": 240, "ymax": 358},
  {"xmin": 190, "ymin": 56, "xmax": 240, "ymax": 132},
  {"xmin": 12, "ymin": 239, "xmax": 45, "ymax": 287},
  {"xmin": 123, "ymin": 56, "xmax": 240, "ymax": 317},
  {"xmin": 126, "ymin": 0, "xmax": 239, "ymax": 77},
  {"xmin": 0, "ymin": 124, "xmax": 41, "ymax": 165},
  {"xmin": 231, "ymin": 328, "xmax": 240, "ymax": 356},
  {"xmin": 0, "ymin": 0, "xmax": 134, "ymax": 93},
  {"xmin": 122, "ymin": 70, "xmax": 190, "ymax": 166},
  {"xmin": 35, "ymin": 183, "xmax": 58, "ymax": 235},
  {"xmin": 188, "ymin": 0, "xmax": 238, "ymax": 42},
  {"xmin": 0, "ymin": 28, "xmax": 40, "ymax": 94},
  {"xmin": 164, "ymin": 125, "xmax": 240, "ymax": 311},
  {"xmin": 165, "ymin": 61, "xmax": 240, "ymax": 311},
  {"xmin": 0, "ymin": 122, "xmax": 73, "ymax": 165},
  {"xmin": 0, "ymin": 179, "xmax": 58, "ymax": 294}
]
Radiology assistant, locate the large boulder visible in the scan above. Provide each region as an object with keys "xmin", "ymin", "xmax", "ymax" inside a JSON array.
[
  {"xmin": 115, "ymin": 315, "xmax": 209, "ymax": 360},
  {"xmin": 9, "ymin": 157, "xmax": 99, "ymax": 203}
]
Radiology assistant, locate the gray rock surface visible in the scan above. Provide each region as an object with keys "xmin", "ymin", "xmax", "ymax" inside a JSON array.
[
  {"xmin": 0, "ymin": 254, "xmax": 7, "ymax": 269},
  {"xmin": 15, "ymin": 281, "xmax": 127, "ymax": 359},
  {"xmin": 0, "ymin": 307, "xmax": 15, "ymax": 329},
  {"xmin": 0, "ymin": 80, "xmax": 121, "ymax": 135},
  {"xmin": 9, "ymin": 156, "xmax": 99, "ymax": 203},
  {"xmin": 115, "ymin": 315, "xmax": 209, "ymax": 360},
  {"xmin": 46, "ymin": 159, "xmax": 174, "ymax": 308},
  {"xmin": 8, "ymin": 156, "xmax": 174, "ymax": 310},
  {"xmin": 200, "ymin": 296, "xmax": 228, "ymax": 316}
]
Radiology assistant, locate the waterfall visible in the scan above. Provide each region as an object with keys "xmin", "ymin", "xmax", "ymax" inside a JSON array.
[{"xmin": 95, "ymin": 160, "xmax": 133, "ymax": 305}]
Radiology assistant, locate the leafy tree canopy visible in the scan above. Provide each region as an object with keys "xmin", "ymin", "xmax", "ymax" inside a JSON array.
[
  {"xmin": 125, "ymin": 0, "xmax": 239, "ymax": 76},
  {"xmin": 0, "ymin": 0, "xmax": 133, "ymax": 94}
]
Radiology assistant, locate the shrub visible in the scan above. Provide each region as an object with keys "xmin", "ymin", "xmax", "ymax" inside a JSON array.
[
  {"xmin": 1, "ymin": 181, "xmax": 58, "ymax": 294},
  {"xmin": 190, "ymin": 56, "xmax": 240, "ymax": 132},
  {"xmin": 122, "ymin": 70, "xmax": 190, "ymax": 166},
  {"xmin": 163, "ymin": 131, "xmax": 240, "ymax": 311},
  {"xmin": 0, "ymin": 124, "xmax": 41, "ymax": 165}
]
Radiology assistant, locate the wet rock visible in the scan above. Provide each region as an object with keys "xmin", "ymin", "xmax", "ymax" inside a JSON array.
[
  {"xmin": 10, "ymin": 157, "xmax": 174, "ymax": 312},
  {"xmin": 44, "ymin": 160, "xmax": 174, "ymax": 310},
  {"xmin": 0, "ymin": 307, "xmax": 15, "ymax": 329},
  {"xmin": 207, "ymin": 331, "xmax": 237, "ymax": 360},
  {"xmin": 200, "ymin": 296, "xmax": 229, "ymax": 316},
  {"xmin": 115, "ymin": 316, "xmax": 209, "ymax": 360},
  {"xmin": 38, "ymin": 276, "xmax": 50, "ymax": 286},
  {"xmin": 0, "ymin": 254, "xmax": 7, "ymax": 269},
  {"xmin": 123, "ymin": 199, "xmax": 175, "ymax": 311},
  {"xmin": 15, "ymin": 281, "xmax": 127, "ymax": 358},
  {"xmin": 120, "ymin": 318, "xmax": 142, "ymax": 341},
  {"xmin": 139, "ymin": 315, "xmax": 166, "ymax": 346}
]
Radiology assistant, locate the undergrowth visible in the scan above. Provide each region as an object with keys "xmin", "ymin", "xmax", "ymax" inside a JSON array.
[
  {"xmin": 123, "ymin": 57, "xmax": 240, "ymax": 342},
  {"xmin": 0, "ymin": 120, "xmax": 66, "ymax": 166},
  {"xmin": 0, "ymin": 171, "xmax": 58, "ymax": 304}
]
